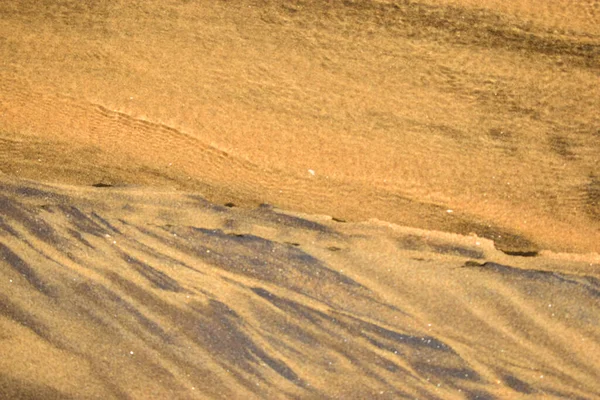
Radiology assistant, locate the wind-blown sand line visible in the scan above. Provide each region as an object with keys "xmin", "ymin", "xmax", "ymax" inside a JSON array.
[{"xmin": 3, "ymin": 80, "xmax": 599, "ymax": 255}]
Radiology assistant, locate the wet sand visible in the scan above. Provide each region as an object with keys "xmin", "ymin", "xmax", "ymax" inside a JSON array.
[{"xmin": 1, "ymin": 0, "xmax": 600, "ymax": 398}]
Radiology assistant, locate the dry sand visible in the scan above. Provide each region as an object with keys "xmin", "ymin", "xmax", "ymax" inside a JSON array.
[{"xmin": 1, "ymin": 0, "xmax": 599, "ymax": 398}]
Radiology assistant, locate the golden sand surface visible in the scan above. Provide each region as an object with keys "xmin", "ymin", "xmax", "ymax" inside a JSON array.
[{"xmin": 1, "ymin": 0, "xmax": 599, "ymax": 398}]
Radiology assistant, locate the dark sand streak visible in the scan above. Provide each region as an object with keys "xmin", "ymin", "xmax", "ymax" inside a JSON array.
[{"xmin": 0, "ymin": 177, "xmax": 599, "ymax": 398}]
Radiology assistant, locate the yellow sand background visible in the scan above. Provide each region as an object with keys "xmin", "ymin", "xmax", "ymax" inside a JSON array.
[{"xmin": 1, "ymin": 0, "xmax": 600, "ymax": 398}]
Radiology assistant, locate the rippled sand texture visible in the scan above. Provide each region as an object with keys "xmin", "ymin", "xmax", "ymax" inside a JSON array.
[
  {"xmin": 1, "ymin": 0, "xmax": 600, "ymax": 399},
  {"xmin": 1, "ymin": 177, "xmax": 599, "ymax": 399},
  {"xmin": 1, "ymin": 0, "xmax": 599, "ymax": 254}
]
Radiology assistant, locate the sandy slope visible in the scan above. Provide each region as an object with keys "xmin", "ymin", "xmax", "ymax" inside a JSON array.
[
  {"xmin": 1, "ymin": 0, "xmax": 600, "ymax": 398},
  {"xmin": 1, "ymin": 0, "xmax": 599, "ymax": 254},
  {"xmin": 1, "ymin": 176, "xmax": 599, "ymax": 399}
]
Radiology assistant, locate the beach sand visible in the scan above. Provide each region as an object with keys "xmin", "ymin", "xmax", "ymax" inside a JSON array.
[{"xmin": 1, "ymin": 0, "xmax": 599, "ymax": 398}]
